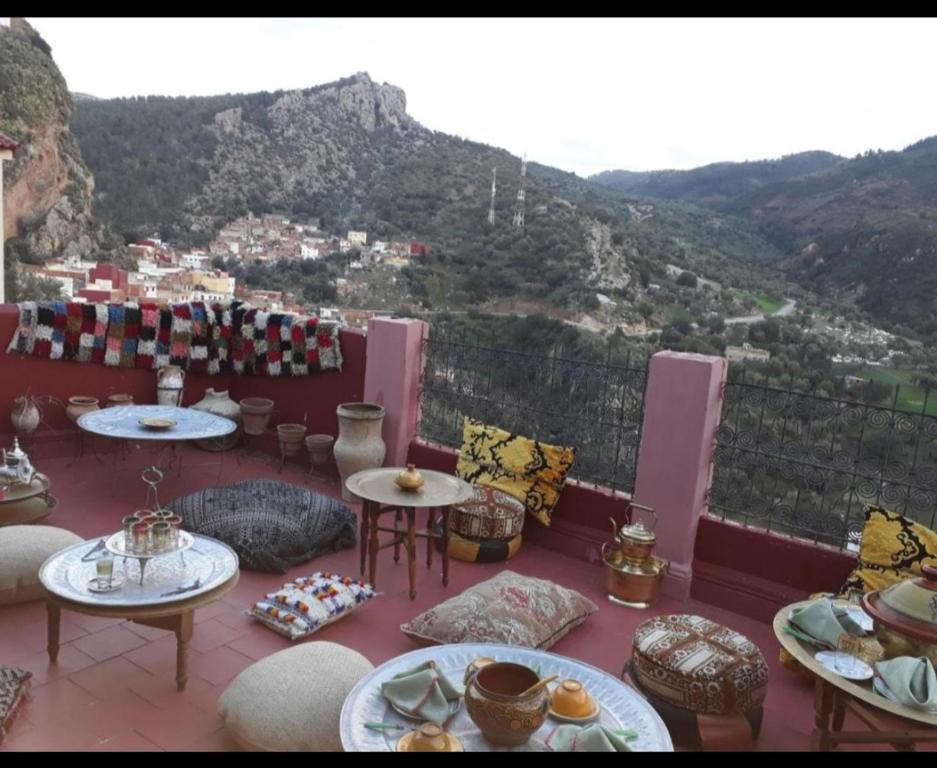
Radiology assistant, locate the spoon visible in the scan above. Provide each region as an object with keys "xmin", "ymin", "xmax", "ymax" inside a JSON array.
[{"xmin": 518, "ymin": 673, "xmax": 560, "ymax": 698}]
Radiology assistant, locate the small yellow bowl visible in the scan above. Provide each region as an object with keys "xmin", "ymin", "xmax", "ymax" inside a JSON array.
[
  {"xmin": 551, "ymin": 679, "xmax": 597, "ymax": 718},
  {"xmin": 397, "ymin": 723, "xmax": 463, "ymax": 752}
]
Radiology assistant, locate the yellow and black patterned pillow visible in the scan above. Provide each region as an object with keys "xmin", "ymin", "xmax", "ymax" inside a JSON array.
[
  {"xmin": 455, "ymin": 418, "xmax": 576, "ymax": 527},
  {"xmin": 840, "ymin": 505, "xmax": 937, "ymax": 595}
]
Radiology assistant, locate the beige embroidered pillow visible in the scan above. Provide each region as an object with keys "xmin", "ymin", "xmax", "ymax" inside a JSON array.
[{"xmin": 401, "ymin": 570, "xmax": 598, "ymax": 650}]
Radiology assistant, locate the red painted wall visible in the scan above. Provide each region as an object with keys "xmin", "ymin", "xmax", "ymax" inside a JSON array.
[{"xmin": 0, "ymin": 304, "xmax": 367, "ymax": 458}]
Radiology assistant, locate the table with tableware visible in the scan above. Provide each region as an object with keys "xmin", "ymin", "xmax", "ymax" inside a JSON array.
[
  {"xmin": 345, "ymin": 468, "xmax": 474, "ymax": 599},
  {"xmin": 339, "ymin": 643, "xmax": 674, "ymax": 752},
  {"xmin": 775, "ymin": 600, "xmax": 937, "ymax": 751},
  {"xmin": 39, "ymin": 533, "xmax": 239, "ymax": 691},
  {"xmin": 0, "ymin": 472, "xmax": 56, "ymax": 526}
]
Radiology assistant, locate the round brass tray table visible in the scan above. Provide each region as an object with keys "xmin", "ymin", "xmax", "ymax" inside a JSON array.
[{"xmin": 0, "ymin": 472, "xmax": 56, "ymax": 526}]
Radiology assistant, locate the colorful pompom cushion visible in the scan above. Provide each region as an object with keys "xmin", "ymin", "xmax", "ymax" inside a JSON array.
[
  {"xmin": 840, "ymin": 505, "xmax": 937, "ymax": 595},
  {"xmin": 249, "ymin": 571, "xmax": 377, "ymax": 640},
  {"xmin": 218, "ymin": 641, "xmax": 373, "ymax": 751},
  {"xmin": 450, "ymin": 484, "xmax": 526, "ymax": 540},
  {"xmin": 455, "ymin": 418, "xmax": 576, "ymax": 527},
  {"xmin": 401, "ymin": 570, "xmax": 597, "ymax": 650},
  {"xmin": 0, "ymin": 667, "xmax": 31, "ymax": 745},
  {"xmin": 0, "ymin": 525, "xmax": 83, "ymax": 605}
]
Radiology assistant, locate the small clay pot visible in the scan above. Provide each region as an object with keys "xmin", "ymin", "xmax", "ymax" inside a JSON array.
[
  {"xmin": 106, "ymin": 394, "xmax": 134, "ymax": 408},
  {"xmin": 66, "ymin": 396, "xmax": 100, "ymax": 423},
  {"xmin": 465, "ymin": 662, "xmax": 550, "ymax": 746},
  {"xmin": 240, "ymin": 397, "xmax": 274, "ymax": 435},
  {"xmin": 277, "ymin": 423, "xmax": 307, "ymax": 457}
]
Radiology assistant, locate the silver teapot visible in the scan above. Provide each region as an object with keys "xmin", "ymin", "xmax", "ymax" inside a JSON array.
[{"xmin": 1, "ymin": 437, "xmax": 36, "ymax": 485}]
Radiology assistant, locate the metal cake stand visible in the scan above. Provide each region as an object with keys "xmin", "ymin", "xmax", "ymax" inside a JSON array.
[{"xmin": 105, "ymin": 529, "xmax": 195, "ymax": 585}]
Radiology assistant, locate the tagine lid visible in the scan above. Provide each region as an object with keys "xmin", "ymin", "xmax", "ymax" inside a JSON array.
[{"xmin": 863, "ymin": 564, "xmax": 937, "ymax": 644}]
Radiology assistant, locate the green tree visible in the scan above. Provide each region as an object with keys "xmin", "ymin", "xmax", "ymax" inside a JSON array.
[{"xmin": 676, "ymin": 271, "xmax": 698, "ymax": 288}]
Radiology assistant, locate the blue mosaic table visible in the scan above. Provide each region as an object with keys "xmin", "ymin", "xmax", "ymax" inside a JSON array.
[{"xmin": 77, "ymin": 405, "xmax": 237, "ymax": 441}]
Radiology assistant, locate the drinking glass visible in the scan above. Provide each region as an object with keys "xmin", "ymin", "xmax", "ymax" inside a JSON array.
[{"xmin": 96, "ymin": 555, "xmax": 114, "ymax": 589}]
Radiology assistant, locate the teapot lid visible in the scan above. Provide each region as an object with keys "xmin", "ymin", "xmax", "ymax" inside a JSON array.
[{"xmin": 617, "ymin": 521, "xmax": 656, "ymax": 543}]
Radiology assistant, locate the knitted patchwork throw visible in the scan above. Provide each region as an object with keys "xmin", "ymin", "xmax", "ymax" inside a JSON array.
[{"xmin": 6, "ymin": 300, "xmax": 343, "ymax": 376}]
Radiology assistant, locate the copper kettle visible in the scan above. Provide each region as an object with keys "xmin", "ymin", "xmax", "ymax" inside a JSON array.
[{"xmin": 609, "ymin": 502, "xmax": 657, "ymax": 566}]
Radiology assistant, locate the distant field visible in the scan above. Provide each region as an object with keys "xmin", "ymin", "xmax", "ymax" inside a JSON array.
[
  {"xmin": 753, "ymin": 294, "xmax": 784, "ymax": 314},
  {"xmin": 837, "ymin": 364, "xmax": 937, "ymax": 416}
]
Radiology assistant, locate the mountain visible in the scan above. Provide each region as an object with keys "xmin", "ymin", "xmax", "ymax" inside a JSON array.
[
  {"xmin": 590, "ymin": 151, "xmax": 844, "ymax": 208},
  {"xmin": 0, "ymin": 18, "xmax": 122, "ymax": 266}
]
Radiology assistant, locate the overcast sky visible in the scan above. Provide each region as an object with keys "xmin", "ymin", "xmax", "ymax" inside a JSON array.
[{"xmin": 27, "ymin": 17, "xmax": 937, "ymax": 176}]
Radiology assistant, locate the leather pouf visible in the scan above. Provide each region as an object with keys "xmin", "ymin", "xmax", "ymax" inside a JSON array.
[
  {"xmin": 435, "ymin": 522, "xmax": 522, "ymax": 563},
  {"xmin": 626, "ymin": 614, "xmax": 768, "ymax": 750},
  {"xmin": 0, "ymin": 525, "xmax": 83, "ymax": 605},
  {"xmin": 450, "ymin": 484, "xmax": 525, "ymax": 540},
  {"xmin": 218, "ymin": 641, "xmax": 373, "ymax": 751}
]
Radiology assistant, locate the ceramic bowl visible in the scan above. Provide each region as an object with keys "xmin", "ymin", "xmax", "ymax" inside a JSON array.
[
  {"xmin": 551, "ymin": 679, "xmax": 596, "ymax": 718},
  {"xmin": 397, "ymin": 723, "xmax": 463, "ymax": 752},
  {"xmin": 465, "ymin": 662, "xmax": 550, "ymax": 746}
]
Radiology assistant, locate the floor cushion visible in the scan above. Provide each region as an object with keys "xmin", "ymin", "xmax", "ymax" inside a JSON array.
[
  {"xmin": 217, "ymin": 641, "xmax": 373, "ymax": 751},
  {"xmin": 167, "ymin": 479, "xmax": 356, "ymax": 573},
  {"xmin": 627, "ymin": 614, "xmax": 767, "ymax": 750},
  {"xmin": 450, "ymin": 483, "xmax": 526, "ymax": 540},
  {"xmin": 434, "ymin": 522, "xmax": 522, "ymax": 562},
  {"xmin": 455, "ymin": 417, "xmax": 576, "ymax": 527},
  {"xmin": 0, "ymin": 525, "xmax": 84, "ymax": 605},
  {"xmin": 401, "ymin": 570, "xmax": 597, "ymax": 649},
  {"xmin": 0, "ymin": 667, "xmax": 31, "ymax": 745}
]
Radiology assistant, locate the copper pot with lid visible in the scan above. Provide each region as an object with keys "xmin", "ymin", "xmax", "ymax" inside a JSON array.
[
  {"xmin": 609, "ymin": 502, "xmax": 657, "ymax": 566},
  {"xmin": 862, "ymin": 564, "xmax": 937, "ymax": 665}
]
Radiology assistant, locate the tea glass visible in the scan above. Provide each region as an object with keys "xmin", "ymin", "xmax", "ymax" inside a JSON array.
[
  {"xmin": 131, "ymin": 522, "xmax": 150, "ymax": 554},
  {"xmin": 151, "ymin": 521, "xmax": 171, "ymax": 552},
  {"xmin": 165, "ymin": 515, "xmax": 183, "ymax": 544},
  {"xmin": 122, "ymin": 514, "xmax": 140, "ymax": 549},
  {"xmin": 96, "ymin": 555, "xmax": 114, "ymax": 589}
]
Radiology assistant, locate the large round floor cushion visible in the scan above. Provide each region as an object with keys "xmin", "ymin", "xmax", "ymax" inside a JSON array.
[
  {"xmin": 434, "ymin": 522, "xmax": 522, "ymax": 562},
  {"xmin": 450, "ymin": 484, "xmax": 526, "ymax": 540},
  {"xmin": 217, "ymin": 641, "xmax": 374, "ymax": 751},
  {"xmin": 167, "ymin": 479, "xmax": 357, "ymax": 573},
  {"xmin": 0, "ymin": 525, "xmax": 83, "ymax": 605}
]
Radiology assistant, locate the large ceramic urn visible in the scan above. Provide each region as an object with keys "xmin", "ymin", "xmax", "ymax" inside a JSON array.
[
  {"xmin": 156, "ymin": 365, "xmax": 185, "ymax": 407},
  {"xmin": 334, "ymin": 403, "xmax": 386, "ymax": 501},
  {"xmin": 190, "ymin": 388, "xmax": 241, "ymax": 451}
]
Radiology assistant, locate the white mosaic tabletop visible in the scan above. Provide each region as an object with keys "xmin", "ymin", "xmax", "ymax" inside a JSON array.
[{"xmin": 77, "ymin": 405, "xmax": 237, "ymax": 441}]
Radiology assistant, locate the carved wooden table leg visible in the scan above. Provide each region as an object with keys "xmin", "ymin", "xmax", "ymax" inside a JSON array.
[
  {"xmin": 441, "ymin": 506, "xmax": 451, "ymax": 587},
  {"xmin": 368, "ymin": 503, "xmax": 380, "ymax": 588},
  {"xmin": 46, "ymin": 600, "xmax": 61, "ymax": 663},
  {"xmin": 831, "ymin": 689, "xmax": 846, "ymax": 733},
  {"xmin": 407, "ymin": 509, "xmax": 417, "ymax": 599},
  {"xmin": 359, "ymin": 500, "xmax": 370, "ymax": 576},
  {"xmin": 175, "ymin": 611, "xmax": 194, "ymax": 692},
  {"xmin": 813, "ymin": 675, "xmax": 834, "ymax": 751},
  {"xmin": 393, "ymin": 509, "xmax": 403, "ymax": 563}
]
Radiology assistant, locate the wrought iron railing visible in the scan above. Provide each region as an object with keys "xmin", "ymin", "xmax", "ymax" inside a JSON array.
[
  {"xmin": 418, "ymin": 335, "xmax": 648, "ymax": 493},
  {"xmin": 710, "ymin": 369, "xmax": 937, "ymax": 550}
]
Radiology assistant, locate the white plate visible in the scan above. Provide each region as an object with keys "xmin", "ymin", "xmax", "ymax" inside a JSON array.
[
  {"xmin": 815, "ymin": 651, "xmax": 874, "ymax": 680},
  {"xmin": 87, "ymin": 576, "xmax": 125, "ymax": 593}
]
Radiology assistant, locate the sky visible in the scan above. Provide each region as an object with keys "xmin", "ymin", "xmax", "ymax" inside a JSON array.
[{"xmin": 26, "ymin": 17, "xmax": 937, "ymax": 176}]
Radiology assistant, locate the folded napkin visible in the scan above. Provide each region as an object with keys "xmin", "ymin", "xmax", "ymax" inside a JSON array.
[
  {"xmin": 545, "ymin": 724, "xmax": 632, "ymax": 752},
  {"xmin": 381, "ymin": 661, "xmax": 464, "ymax": 725},
  {"xmin": 876, "ymin": 656, "xmax": 937, "ymax": 711},
  {"xmin": 789, "ymin": 598, "xmax": 864, "ymax": 647}
]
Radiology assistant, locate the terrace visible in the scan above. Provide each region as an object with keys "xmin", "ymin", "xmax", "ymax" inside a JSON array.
[{"xmin": 0, "ymin": 303, "xmax": 929, "ymax": 752}]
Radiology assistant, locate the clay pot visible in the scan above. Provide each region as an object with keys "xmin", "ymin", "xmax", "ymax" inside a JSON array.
[
  {"xmin": 11, "ymin": 395, "xmax": 41, "ymax": 434},
  {"xmin": 191, "ymin": 388, "xmax": 241, "ymax": 451},
  {"xmin": 465, "ymin": 662, "xmax": 550, "ymax": 746},
  {"xmin": 66, "ymin": 396, "xmax": 100, "ymax": 423},
  {"xmin": 334, "ymin": 403, "xmax": 386, "ymax": 502},
  {"xmin": 277, "ymin": 424, "xmax": 307, "ymax": 458},
  {"xmin": 156, "ymin": 365, "xmax": 185, "ymax": 407},
  {"xmin": 106, "ymin": 394, "xmax": 134, "ymax": 408},
  {"xmin": 240, "ymin": 397, "xmax": 274, "ymax": 435},
  {"xmin": 305, "ymin": 434, "xmax": 335, "ymax": 472}
]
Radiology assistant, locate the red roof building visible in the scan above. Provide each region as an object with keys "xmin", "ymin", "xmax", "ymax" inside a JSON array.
[{"xmin": 0, "ymin": 132, "xmax": 19, "ymax": 152}]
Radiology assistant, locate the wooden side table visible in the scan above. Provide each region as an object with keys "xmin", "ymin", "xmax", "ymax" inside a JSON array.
[{"xmin": 345, "ymin": 468, "xmax": 473, "ymax": 599}]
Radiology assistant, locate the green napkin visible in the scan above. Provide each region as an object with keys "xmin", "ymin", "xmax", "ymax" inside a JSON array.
[
  {"xmin": 380, "ymin": 661, "xmax": 464, "ymax": 725},
  {"xmin": 876, "ymin": 656, "xmax": 937, "ymax": 711},
  {"xmin": 789, "ymin": 598, "xmax": 863, "ymax": 647},
  {"xmin": 546, "ymin": 724, "xmax": 632, "ymax": 752}
]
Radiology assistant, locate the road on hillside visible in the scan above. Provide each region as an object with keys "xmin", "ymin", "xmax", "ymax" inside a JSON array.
[{"xmin": 724, "ymin": 298, "xmax": 796, "ymax": 326}]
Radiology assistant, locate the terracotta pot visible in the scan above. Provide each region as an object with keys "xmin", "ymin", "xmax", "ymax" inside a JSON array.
[
  {"xmin": 305, "ymin": 434, "xmax": 335, "ymax": 471},
  {"xmin": 334, "ymin": 403, "xmax": 386, "ymax": 502},
  {"xmin": 66, "ymin": 396, "xmax": 100, "ymax": 423},
  {"xmin": 11, "ymin": 395, "xmax": 41, "ymax": 434},
  {"xmin": 156, "ymin": 365, "xmax": 185, "ymax": 407},
  {"xmin": 465, "ymin": 662, "xmax": 549, "ymax": 746},
  {"xmin": 191, "ymin": 388, "xmax": 241, "ymax": 451},
  {"xmin": 240, "ymin": 397, "xmax": 274, "ymax": 435},
  {"xmin": 277, "ymin": 423, "xmax": 307, "ymax": 457},
  {"xmin": 106, "ymin": 394, "xmax": 134, "ymax": 408}
]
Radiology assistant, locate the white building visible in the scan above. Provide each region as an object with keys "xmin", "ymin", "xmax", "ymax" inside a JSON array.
[
  {"xmin": 725, "ymin": 343, "xmax": 771, "ymax": 363},
  {"xmin": 347, "ymin": 230, "xmax": 368, "ymax": 246},
  {"xmin": 182, "ymin": 252, "xmax": 210, "ymax": 269},
  {"xmin": 373, "ymin": 241, "xmax": 387, "ymax": 254},
  {"xmin": 338, "ymin": 239, "xmax": 352, "ymax": 254},
  {"xmin": 299, "ymin": 243, "xmax": 321, "ymax": 260}
]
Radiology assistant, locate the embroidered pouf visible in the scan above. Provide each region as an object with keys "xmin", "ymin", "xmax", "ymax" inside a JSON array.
[
  {"xmin": 435, "ymin": 522, "xmax": 523, "ymax": 563},
  {"xmin": 217, "ymin": 641, "xmax": 373, "ymax": 751},
  {"xmin": 450, "ymin": 484, "xmax": 526, "ymax": 540},
  {"xmin": 0, "ymin": 526, "xmax": 84, "ymax": 605},
  {"xmin": 626, "ymin": 614, "xmax": 768, "ymax": 750}
]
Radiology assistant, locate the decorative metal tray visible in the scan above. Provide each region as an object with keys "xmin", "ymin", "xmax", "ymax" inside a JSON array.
[
  {"xmin": 105, "ymin": 529, "xmax": 195, "ymax": 560},
  {"xmin": 340, "ymin": 643, "xmax": 673, "ymax": 752},
  {"xmin": 345, "ymin": 468, "xmax": 474, "ymax": 507}
]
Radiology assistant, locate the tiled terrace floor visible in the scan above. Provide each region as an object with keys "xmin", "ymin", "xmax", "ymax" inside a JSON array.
[{"xmin": 0, "ymin": 443, "xmax": 920, "ymax": 751}]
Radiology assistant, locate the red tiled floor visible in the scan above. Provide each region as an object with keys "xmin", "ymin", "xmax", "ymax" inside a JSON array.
[{"xmin": 2, "ymin": 447, "xmax": 930, "ymax": 752}]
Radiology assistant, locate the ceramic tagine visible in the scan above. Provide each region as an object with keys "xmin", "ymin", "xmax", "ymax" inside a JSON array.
[{"xmin": 863, "ymin": 565, "xmax": 937, "ymax": 665}]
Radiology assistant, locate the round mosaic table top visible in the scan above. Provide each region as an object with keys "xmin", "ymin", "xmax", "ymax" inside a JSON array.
[
  {"xmin": 345, "ymin": 467, "xmax": 474, "ymax": 508},
  {"xmin": 77, "ymin": 405, "xmax": 237, "ymax": 441},
  {"xmin": 39, "ymin": 533, "xmax": 239, "ymax": 609},
  {"xmin": 340, "ymin": 643, "xmax": 674, "ymax": 752}
]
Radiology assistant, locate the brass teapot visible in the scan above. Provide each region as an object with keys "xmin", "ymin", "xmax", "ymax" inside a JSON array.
[{"xmin": 608, "ymin": 502, "xmax": 657, "ymax": 566}]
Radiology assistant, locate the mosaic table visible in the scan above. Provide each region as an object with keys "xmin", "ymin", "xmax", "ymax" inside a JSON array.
[
  {"xmin": 39, "ymin": 534, "xmax": 239, "ymax": 691},
  {"xmin": 340, "ymin": 643, "xmax": 674, "ymax": 751},
  {"xmin": 77, "ymin": 405, "xmax": 237, "ymax": 442}
]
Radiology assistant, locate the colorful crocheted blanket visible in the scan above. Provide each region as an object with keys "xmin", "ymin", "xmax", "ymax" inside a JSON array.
[{"xmin": 6, "ymin": 300, "xmax": 342, "ymax": 376}]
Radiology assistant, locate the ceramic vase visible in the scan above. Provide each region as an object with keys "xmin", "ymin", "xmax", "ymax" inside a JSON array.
[
  {"xmin": 191, "ymin": 388, "xmax": 241, "ymax": 451},
  {"xmin": 106, "ymin": 394, "xmax": 134, "ymax": 408},
  {"xmin": 11, "ymin": 396, "xmax": 41, "ymax": 435},
  {"xmin": 156, "ymin": 365, "xmax": 185, "ymax": 407},
  {"xmin": 66, "ymin": 396, "xmax": 100, "ymax": 423},
  {"xmin": 305, "ymin": 434, "xmax": 335, "ymax": 475},
  {"xmin": 240, "ymin": 397, "xmax": 274, "ymax": 435},
  {"xmin": 334, "ymin": 403, "xmax": 386, "ymax": 501}
]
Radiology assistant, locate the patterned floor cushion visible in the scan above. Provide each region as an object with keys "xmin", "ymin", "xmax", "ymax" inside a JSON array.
[
  {"xmin": 0, "ymin": 525, "xmax": 84, "ymax": 605},
  {"xmin": 627, "ymin": 614, "xmax": 767, "ymax": 750},
  {"xmin": 218, "ymin": 641, "xmax": 373, "ymax": 751},
  {"xmin": 450, "ymin": 484, "xmax": 526, "ymax": 540},
  {"xmin": 167, "ymin": 479, "xmax": 356, "ymax": 573},
  {"xmin": 0, "ymin": 667, "xmax": 31, "ymax": 745}
]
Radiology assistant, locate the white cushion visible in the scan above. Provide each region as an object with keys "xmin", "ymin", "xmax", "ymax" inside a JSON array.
[
  {"xmin": 0, "ymin": 526, "xmax": 83, "ymax": 605},
  {"xmin": 218, "ymin": 641, "xmax": 373, "ymax": 751}
]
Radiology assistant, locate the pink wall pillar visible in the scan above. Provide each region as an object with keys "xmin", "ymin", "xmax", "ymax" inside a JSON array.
[
  {"xmin": 363, "ymin": 317, "xmax": 429, "ymax": 467},
  {"xmin": 633, "ymin": 351, "xmax": 727, "ymax": 601}
]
